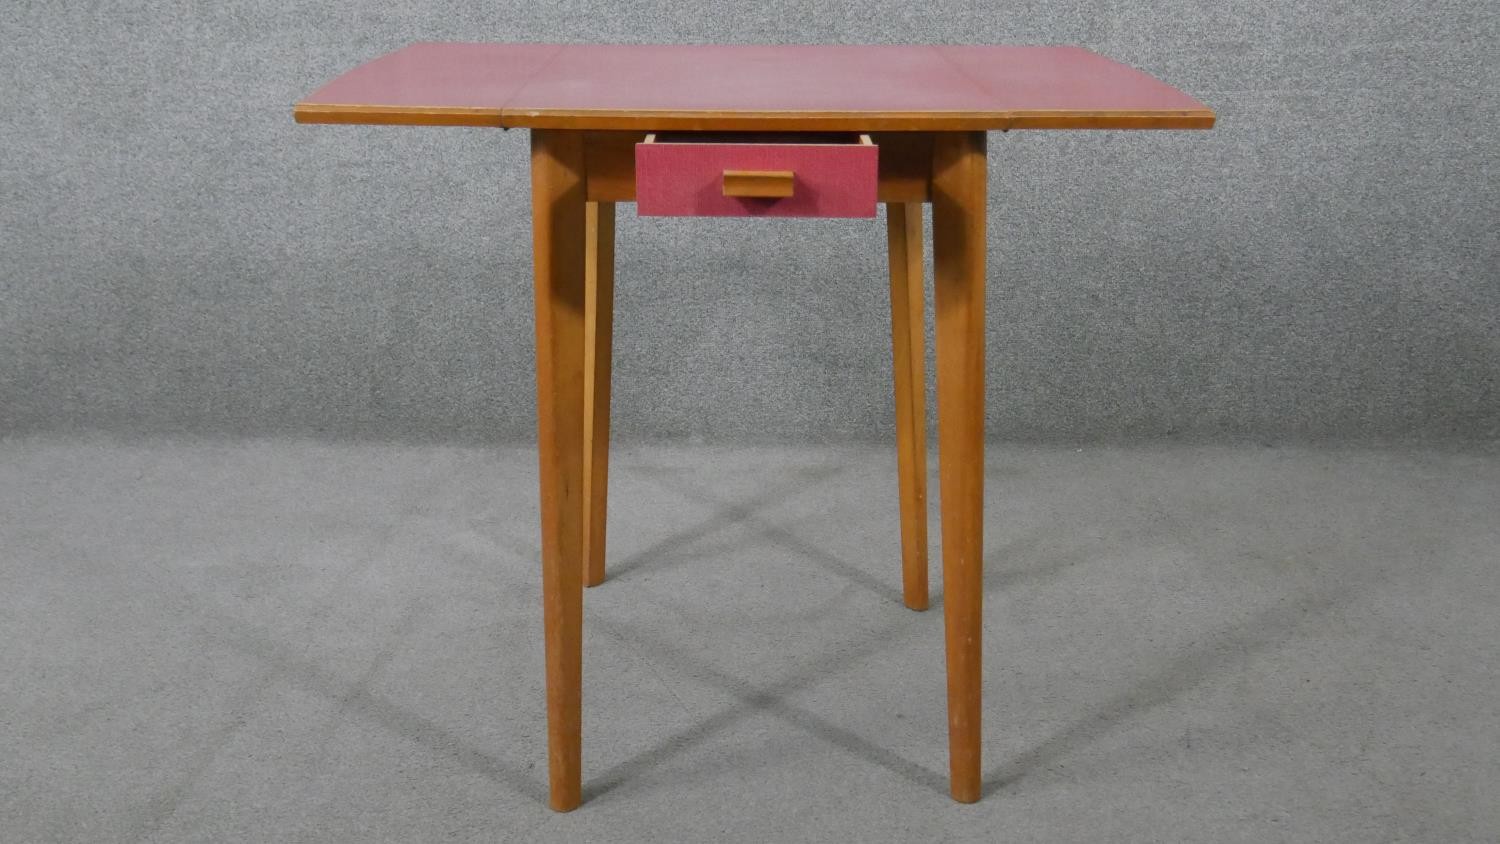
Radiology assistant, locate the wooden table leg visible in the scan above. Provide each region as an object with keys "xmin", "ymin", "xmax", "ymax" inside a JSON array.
[
  {"xmin": 931, "ymin": 131, "xmax": 986, "ymax": 804},
  {"xmin": 583, "ymin": 201, "xmax": 616, "ymax": 588},
  {"xmin": 531, "ymin": 129, "xmax": 588, "ymax": 812},
  {"xmin": 886, "ymin": 201, "xmax": 929, "ymax": 612}
]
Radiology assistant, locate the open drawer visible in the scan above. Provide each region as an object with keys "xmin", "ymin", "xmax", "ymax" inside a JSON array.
[{"xmin": 635, "ymin": 132, "xmax": 877, "ymax": 218}]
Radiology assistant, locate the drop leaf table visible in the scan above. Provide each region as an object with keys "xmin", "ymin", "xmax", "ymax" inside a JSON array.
[{"xmin": 295, "ymin": 43, "xmax": 1213, "ymax": 811}]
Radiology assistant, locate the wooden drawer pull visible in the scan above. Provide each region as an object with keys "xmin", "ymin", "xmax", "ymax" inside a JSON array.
[{"xmin": 722, "ymin": 169, "xmax": 795, "ymax": 198}]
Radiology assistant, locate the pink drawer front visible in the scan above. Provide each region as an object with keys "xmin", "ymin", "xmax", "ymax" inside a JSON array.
[{"xmin": 636, "ymin": 133, "xmax": 877, "ymax": 218}]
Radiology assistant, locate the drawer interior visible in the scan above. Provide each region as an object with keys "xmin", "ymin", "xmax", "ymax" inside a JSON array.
[{"xmin": 643, "ymin": 132, "xmax": 872, "ymax": 146}]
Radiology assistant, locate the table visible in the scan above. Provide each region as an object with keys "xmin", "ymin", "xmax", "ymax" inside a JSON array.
[{"xmin": 296, "ymin": 43, "xmax": 1213, "ymax": 810}]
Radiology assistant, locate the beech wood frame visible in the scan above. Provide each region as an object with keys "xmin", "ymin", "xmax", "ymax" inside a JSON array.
[{"xmin": 532, "ymin": 129, "xmax": 986, "ymax": 810}]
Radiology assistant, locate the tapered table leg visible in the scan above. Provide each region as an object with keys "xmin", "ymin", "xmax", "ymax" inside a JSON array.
[
  {"xmin": 886, "ymin": 201, "xmax": 929, "ymax": 611},
  {"xmin": 531, "ymin": 129, "xmax": 588, "ymax": 812},
  {"xmin": 583, "ymin": 201, "xmax": 616, "ymax": 587},
  {"xmin": 931, "ymin": 131, "xmax": 987, "ymax": 804}
]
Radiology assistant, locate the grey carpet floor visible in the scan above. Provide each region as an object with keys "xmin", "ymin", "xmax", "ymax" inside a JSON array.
[{"xmin": 2, "ymin": 439, "xmax": 1497, "ymax": 842}]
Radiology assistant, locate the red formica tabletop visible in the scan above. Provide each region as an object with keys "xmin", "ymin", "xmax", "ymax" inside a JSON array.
[{"xmin": 295, "ymin": 43, "xmax": 1214, "ymax": 131}]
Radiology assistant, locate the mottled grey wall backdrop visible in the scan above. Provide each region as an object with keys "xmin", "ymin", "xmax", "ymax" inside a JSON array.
[{"xmin": 1, "ymin": 3, "xmax": 1496, "ymax": 442}]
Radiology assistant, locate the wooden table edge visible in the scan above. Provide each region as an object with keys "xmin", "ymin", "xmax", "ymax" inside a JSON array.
[
  {"xmin": 292, "ymin": 103, "xmax": 1216, "ymax": 131},
  {"xmin": 292, "ymin": 103, "xmax": 506, "ymax": 127}
]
